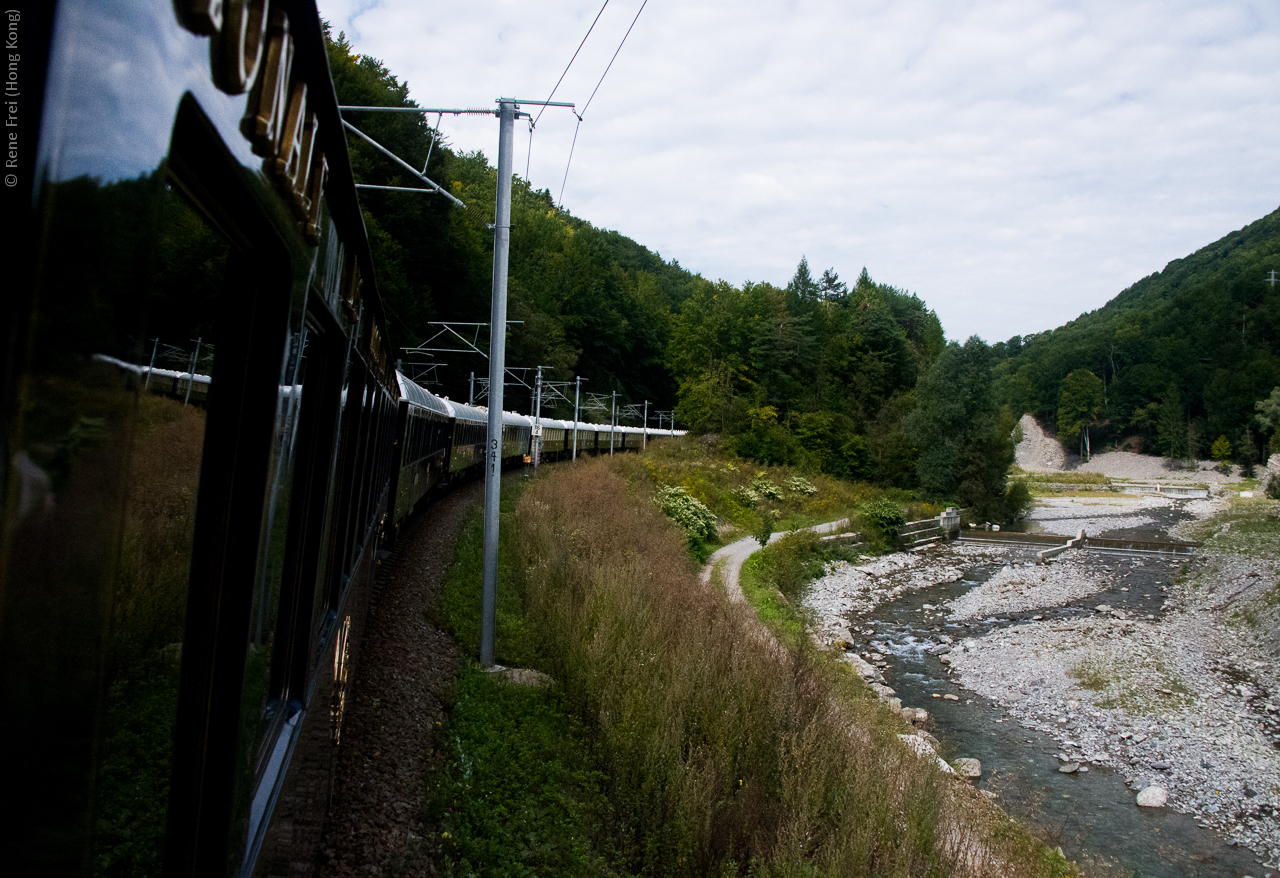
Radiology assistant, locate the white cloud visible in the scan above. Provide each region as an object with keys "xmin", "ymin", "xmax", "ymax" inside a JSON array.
[{"xmin": 320, "ymin": 0, "xmax": 1280, "ymax": 342}]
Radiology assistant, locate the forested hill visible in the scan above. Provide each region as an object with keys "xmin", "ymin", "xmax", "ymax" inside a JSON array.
[
  {"xmin": 332, "ymin": 30, "xmax": 1034, "ymax": 515},
  {"xmin": 992, "ymin": 207, "xmax": 1280, "ymax": 459}
]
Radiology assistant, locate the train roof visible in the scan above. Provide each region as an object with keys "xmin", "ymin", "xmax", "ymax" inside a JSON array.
[{"xmin": 396, "ymin": 372, "xmax": 453, "ymax": 417}]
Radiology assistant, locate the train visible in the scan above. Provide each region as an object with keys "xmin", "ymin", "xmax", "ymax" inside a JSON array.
[{"xmin": 0, "ymin": 2, "xmax": 676, "ymax": 876}]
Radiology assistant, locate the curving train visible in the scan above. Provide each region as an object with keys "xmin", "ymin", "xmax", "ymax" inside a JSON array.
[
  {"xmin": 0, "ymin": 1, "xmax": 674, "ymax": 876},
  {"xmin": 390, "ymin": 370, "xmax": 674, "ymax": 532}
]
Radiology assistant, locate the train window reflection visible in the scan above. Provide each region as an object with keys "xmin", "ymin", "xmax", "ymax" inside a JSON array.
[{"xmin": 92, "ymin": 186, "xmax": 228, "ymax": 878}]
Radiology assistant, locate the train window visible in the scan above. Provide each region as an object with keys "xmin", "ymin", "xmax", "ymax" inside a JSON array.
[
  {"xmin": 230, "ymin": 319, "xmax": 310, "ymax": 862},
  {"xmin": 0, "ymin": 151, "xmax": 229, "ymax": 875}
]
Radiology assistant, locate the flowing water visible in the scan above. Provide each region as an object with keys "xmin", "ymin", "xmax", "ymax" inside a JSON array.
[{"xmin": 838, "ymin": 504, "xmax": 1270, "ymax": 877}]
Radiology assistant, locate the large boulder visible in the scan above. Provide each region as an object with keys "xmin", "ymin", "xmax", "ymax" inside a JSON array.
[{"xmin": 1136, "ymin": 786, "xmax": 1168, "ymax": 808}]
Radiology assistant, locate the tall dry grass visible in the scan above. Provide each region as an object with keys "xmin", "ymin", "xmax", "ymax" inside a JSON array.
[{"xmin": 514, "ymin": 458, "xmax": 1062, "ymax": 877}]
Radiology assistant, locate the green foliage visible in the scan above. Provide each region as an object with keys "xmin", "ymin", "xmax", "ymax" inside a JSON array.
[
  {"xmin": 430, "ymin": 668, "xmax": 627, "ymax": 878},
  {"xmin": 1157, "ymin": 383, "xmax": 1187, "ymax": 459},
  {"xmin": 754, "ymin": 508, "xmax": 780, "ymax": 547},
  {"xmin": 620, "ymin": 435, "xmax": 873, "ymax": 533},
  {"xmin": 904, "ymin": 338, "xmax": 1018, "ymax": 519},
  {"xmin": 992, "ymin": 207, "xmax": 1280, "ymax": 461},
  {"xmin": 1239, "ymin": 426, "xmax": 1259, "ymax": 477},
  {"xmin": 667, "ymin": 262, "xmax": 943, "ymax": 483},
  {"xmin": 653, "ymin": 485, "xmax": 718, "ymax": 542},
  {"xmin": 1056, "ymin": 368, "xmax": 1103, "ymax": 454},
  {"xmin": 1256, "ymin": 386, "xmax": 1280, "ymax": 441},
  {"xmin": 438, "ymin": 499, "xmax": 538, "ymax": 668},
  {"xmin": 784, "ymin": 474, "xmax": 817, "ymax": 495},
  {"xmin": 859, "ymin": 497, "xmax": 906, "ymax": 547},
  {"xmin": 1211, "ymin": 434, "xmax": 1233, "ymax": 461}
]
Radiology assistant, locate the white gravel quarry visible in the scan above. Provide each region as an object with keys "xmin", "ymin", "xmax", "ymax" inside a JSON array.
[{"xmin": 1013, "ymin": 413, "xmax": 1248, "ymax": 485}]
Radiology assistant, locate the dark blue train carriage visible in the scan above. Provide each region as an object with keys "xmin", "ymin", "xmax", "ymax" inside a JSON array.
[{"xmin": 2, "ymin": 1, "xmax": 402, "ymax": 875}]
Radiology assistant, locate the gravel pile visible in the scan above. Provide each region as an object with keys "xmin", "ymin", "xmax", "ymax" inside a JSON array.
[
  {"xmin": 1014, "ymin": 414, "xmax": 1246, "ymax": 484},
  {"xmin": 1015, "ymin": 414, "xmax": 1065, "ymax": 472},
  {"xmin": 947, "ymin": 554, "xmax": 1116, "ymax": 620},
  {"xmin": 319, "ymin": 482, "xmax": 484, "ymax": 878}
]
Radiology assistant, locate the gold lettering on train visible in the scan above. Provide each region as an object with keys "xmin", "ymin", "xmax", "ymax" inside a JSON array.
[
  {"xmin": 268, "ymin": 81, "xmax": 308, "ymax": 209},
  {"xmin": 210, "ymin": 0, "xmax": 267, "ymax": 95},
  {"xmin": 240, "ymin": 8, "xmax": 292, "ymax": 154},
  {"xmin": 173, "ymin": 0, "xmax": 224, "ymax": 36},
  {"xmin": 177, "ymin": 0, "xmax": 329, "ymax": 247},
  {"xmin": 304, "ymin": 151, "xmax": 329, "ymax": 245}
]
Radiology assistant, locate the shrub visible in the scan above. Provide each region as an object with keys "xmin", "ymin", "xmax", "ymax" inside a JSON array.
[
  {"xmin": 754, "ymin": 508, "xmax": 779, "ymax": 548},
  {"xmin": 653, "ymin": 485, "xmax": 718, "ymax": 542},
  {"xmin": 749, "ymin": 472, "xmax": 784, "ymax": 500},
  {"xmin": 860, "ymin": 497, "xmax": 906, "ymax": 546},
  {"xmin": 784, "ymin": 475, "xmax": 817, "ymax": 496},
  {"xmin": 1266, "ymin": 474, "xmax": 1280, "ymax": 500}
]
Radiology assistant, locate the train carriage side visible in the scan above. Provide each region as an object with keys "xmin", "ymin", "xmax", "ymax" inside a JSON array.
[
  {"xmin": 389, "ymin": 372, "xmax": 453, "ymax": 533},
  {"xmin": 444, "ymin": 400, "xmax": 489, "ymax": 478},
  {"xmin": 502, "ymin": 410, "xmax": 534, "ymax": 462},
  {"xmin": 2, "ymin": 2, "xmax": 404, "ymax": 876}
]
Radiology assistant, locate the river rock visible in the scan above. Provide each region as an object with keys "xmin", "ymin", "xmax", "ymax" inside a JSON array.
[
  {"xmin": 1059, "ymin": 762, "xmax": 1081, "ymax": 774},
  {"xmin": 900, "ymin": 706, "xmax": 929, "ymax": 725},
  {"xmin": 955, "ymin": 758, "xmax": 982, "ymax": 778},
  {"xmin": 898, "ymin": 733, "xmax": 955, "ymax": 774},
  {"xmin": 1136, "ymin": 786, "xmax": 1168, "ymax": 808}
]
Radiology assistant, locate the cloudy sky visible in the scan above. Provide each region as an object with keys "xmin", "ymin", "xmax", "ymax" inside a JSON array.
[{"xmin": 318, "ymin": 0, "xmax": 1280, "ymax": 343}]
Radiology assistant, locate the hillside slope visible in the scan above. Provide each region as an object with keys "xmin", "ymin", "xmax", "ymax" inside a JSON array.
[{"xmin": 993, "ymin": 207, "xmax": 1280, "ymax": 458}]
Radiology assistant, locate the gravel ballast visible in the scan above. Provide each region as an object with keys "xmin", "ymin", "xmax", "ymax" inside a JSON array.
[{"xmin": 319, "ymin": 482, "xmax": 483, "ymax": 877}]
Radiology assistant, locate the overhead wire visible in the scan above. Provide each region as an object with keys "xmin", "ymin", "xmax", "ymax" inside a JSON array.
[
  {"xmin": 557, "ymin": 0, "xmax": 648, "ymax": 207},
  {"xmin": 526, "ymin": 0, "xmax": 610, "ymax": 182},
  {"xmin": 534, "ymin": 0, "xmax": 610, "ymax": 128},
  {"xmin": 581, "ymin": 0, "xmax": 647, "ymax": 118}
]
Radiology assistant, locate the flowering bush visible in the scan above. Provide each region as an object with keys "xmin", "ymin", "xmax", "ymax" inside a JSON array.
[
  {"xmin": 654, "ymin": 485, "xmax": 718, "ymax": 541},
  {"xmin": 750, "ymin": 474, "xmax": 784, "ymax": 501},
  {"xmin": 784, "ymin": 475, "xmax": 817, "ymax": 496}
]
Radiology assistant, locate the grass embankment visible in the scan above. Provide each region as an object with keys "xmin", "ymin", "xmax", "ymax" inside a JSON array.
[
  {"xmin": 432, "ymin": 452, "xmax": 1069, "ymax": 877},
  {"xmin": 613, "ymin": 435, "xmax": 940, "ymax": 556}
]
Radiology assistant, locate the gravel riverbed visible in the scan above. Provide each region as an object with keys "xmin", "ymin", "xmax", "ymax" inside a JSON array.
[{"xmin": 803, "ymin": 491, "xmax": 1280, "ymax": 871}]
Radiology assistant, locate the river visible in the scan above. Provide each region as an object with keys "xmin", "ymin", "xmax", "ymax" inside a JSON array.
[{"xmin": 808, "ymin": 499, "xmax": 1277, "ymax": 877}]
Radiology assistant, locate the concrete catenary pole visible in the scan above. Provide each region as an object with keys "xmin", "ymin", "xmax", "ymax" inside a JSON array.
[
  {"xmin": 642, "ymin": 399, "xmax": 648, "ymax": 450},
  {"xmin": 480, "ymin": 98, "xmax": 516, "ymax": 667},
  {"xmin": 572, "ymin": 376, "xmax": 581, "ymax": 461},
  {"xmin": 610, "ymin": 390, "xmax": 616, "ymax": 456}
]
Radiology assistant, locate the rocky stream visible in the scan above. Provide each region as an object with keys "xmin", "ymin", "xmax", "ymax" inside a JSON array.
[{"xmin": 804, "ymin": 493, "xmax": 1280, "ymax": 877}]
